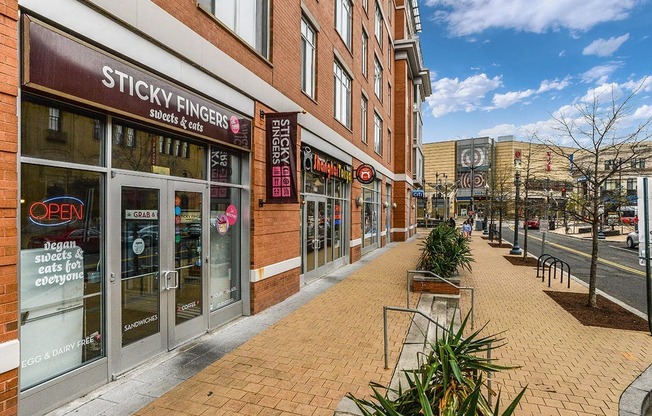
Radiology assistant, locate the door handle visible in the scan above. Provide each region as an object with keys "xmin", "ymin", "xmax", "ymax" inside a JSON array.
[{"xmin": 164, "ymin": 270, "xmax": 179, "ymax": 290}]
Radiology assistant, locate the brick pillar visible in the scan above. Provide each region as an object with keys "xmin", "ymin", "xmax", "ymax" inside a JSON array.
[{"xmin": 0, "ymin": 1, "xmax": 20, "ymax": 414}]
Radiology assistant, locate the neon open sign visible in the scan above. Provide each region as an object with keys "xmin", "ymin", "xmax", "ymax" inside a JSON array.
[{"xmin": 29, "ymin": 196, "xmax": 84, "ymax": 227}]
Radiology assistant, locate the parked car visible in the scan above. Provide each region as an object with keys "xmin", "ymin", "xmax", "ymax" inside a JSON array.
[
  {"xmin": 626, "ymin": 230, "xmax": 639, "ymax": 249},
  {"xmin": 524, "ymin": 218, "xmax": 540, "ymax": 229}
]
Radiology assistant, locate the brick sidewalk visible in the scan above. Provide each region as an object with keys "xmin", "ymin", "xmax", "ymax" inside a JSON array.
[
  {"xmin": 465, "ymin": 235, "xmax": 652, "ymax": 416},
  {"xmin": 134, "ymin": 233, "xmax": 652, "ymax": 415},
  {"xmin": 135, "ymin": 239, "xmax": 423, "ymax": 416}
]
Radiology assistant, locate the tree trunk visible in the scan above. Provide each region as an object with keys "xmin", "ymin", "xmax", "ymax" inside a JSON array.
[{"xmin": 588, "ymin": 213, "xmax": 599, "ymax": 307}]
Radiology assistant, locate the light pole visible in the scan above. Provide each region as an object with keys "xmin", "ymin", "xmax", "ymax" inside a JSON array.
[{"xmin": 510, "ymin": 162, "xmax": 523, "ymax": 255}]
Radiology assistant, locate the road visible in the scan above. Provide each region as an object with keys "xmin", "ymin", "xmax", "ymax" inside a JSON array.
[{"xmin": 497, "ymin": 225, "xmax": 650, "ymax": 315}]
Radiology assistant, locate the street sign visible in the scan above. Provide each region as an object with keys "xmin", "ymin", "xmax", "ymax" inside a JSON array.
[{"xmin": 539, "ymin": 220, "xmax": 549, "ymax": 233}]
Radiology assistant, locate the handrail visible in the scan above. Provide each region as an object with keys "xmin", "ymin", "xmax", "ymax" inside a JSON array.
[
  {"xmin": 406, "ymin": 270, "xmax": 475, "ymax": 329},
  {"xmin": 383, "ymin": 306, "xmax": 493, "ymax": 406}
]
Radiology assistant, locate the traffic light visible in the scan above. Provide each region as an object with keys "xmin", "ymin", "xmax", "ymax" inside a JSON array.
[{"xmin": 561, "ymin": 187, "xmax": 567, "ymax": 198}]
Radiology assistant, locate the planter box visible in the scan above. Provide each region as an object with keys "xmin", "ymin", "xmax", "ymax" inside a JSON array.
[{"xmin": 411, "ymin": 276, "xmax": 460, "ymax": 295}]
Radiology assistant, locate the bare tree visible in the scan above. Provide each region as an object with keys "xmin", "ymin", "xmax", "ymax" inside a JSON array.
[
  {"xmin": 491, "ymin": 164, "xmax": 514, "ymax": 247},
  {"xmin": 543, "ymin": 85, "xmax": 652, "ymax": 307}
]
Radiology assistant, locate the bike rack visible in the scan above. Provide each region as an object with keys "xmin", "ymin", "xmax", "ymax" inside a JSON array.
[
  {"xmin": 537, "ymin": 254, "xmax": 571, "ymax": 288},
  {"xmin": 536, "ymin": 253, "xmax": 557, "ymax": 278},
  {"xmin": 406, "ymin": 270, "xmax": 475, "ymax": 329}
]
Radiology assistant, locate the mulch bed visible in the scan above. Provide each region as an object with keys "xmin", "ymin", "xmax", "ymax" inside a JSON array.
[
  {"xmin": 488, "ymin": 242, "xmax": 511, "ymax": 248},
  {"xmin": 503, "ymin": 256, "xmax": 539, "ymax": 267},
  {"xmin": 544, "ymin": 291, "xmax": 649, "ymax": 331}
]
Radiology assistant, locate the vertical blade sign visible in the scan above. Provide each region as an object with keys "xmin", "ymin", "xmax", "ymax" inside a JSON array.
[{"xmin": 266, "ymin": 112, "xmax": 298, "ymax": 203}]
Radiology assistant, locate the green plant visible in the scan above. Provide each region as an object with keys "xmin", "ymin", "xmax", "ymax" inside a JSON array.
[
  {"xmin": 416, "ymin": 224, "xmax": 474, "ymax": 278},
  {"xmin": 347, "ymin": 314, "xmax": 527, "ymax": 415}
]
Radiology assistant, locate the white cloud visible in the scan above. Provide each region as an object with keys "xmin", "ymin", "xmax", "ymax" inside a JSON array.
[
  {"xmin": 631, "ymin": 104, "xmax": 652, "ymax": 119},
  {"xmin": 581, "ymin": 62, "xmax": 622, "ymax": 84},
  {"xmin": 477, "ymin": 124, "xmax": 519, "ymax": 137},
  {"xmin": 427, "ymin": 0, "xmax": 639, "ymax": 36},
  {"xmin": 491, "ymin": 77, "xmax": 572, "ymax": 109},
  {"xmin": 538, "ymin": 77, "xmax": 572, "ymax": 93},
  {"xmin": 559, "ymin": 50, "xmax": 566, "ymax": 57},
  {"xmin": 582, "ymin": 33, "xmax": 630, "ymax": 57},
  {"xmin": 426, "ymin": 73, "xmax": 502, "ymax": 117},
  {"xmin": 492, "ymin": 89, "xmax": 536, "ymax": 108}
]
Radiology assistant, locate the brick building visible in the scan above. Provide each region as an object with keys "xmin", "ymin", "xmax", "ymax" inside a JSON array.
[{"xmin": 0, "ymin": 0, "xmax": 430, "ymax": 414}]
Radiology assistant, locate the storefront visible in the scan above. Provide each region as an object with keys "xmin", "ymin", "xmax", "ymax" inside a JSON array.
[
  {"xmin": 19, "ymin": 17, "xmax": 251, "ymax": 414},
  {"xmin": 300, "ymin": 145, "xmax": 351, "ymax": 283}
]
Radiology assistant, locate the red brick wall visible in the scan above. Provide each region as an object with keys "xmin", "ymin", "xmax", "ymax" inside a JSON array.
[
  {"xmin": 250, "ymin": 269, "xmax": 300, "ymax": 315},
  {"xmin": 0, "ymin": 0, "xmax": 19, "ymax": 414}
]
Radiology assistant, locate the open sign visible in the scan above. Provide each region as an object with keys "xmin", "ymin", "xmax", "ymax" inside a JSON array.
[
  {"xmin": 29, "ymin": 196, "xmax": 84, "ymax": 227},
  {"xmin": 356, "ymin": 163, "xmax": 376, "ymax": 184}
]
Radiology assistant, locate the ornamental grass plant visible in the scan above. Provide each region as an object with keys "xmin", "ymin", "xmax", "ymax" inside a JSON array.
[
  {"xmin": 347, "ymin": 314, "xmax": 527, "ymax": 415},
  {"xmin": 416, "ymin": 224, "xmax": 474, "ymax": 278}
]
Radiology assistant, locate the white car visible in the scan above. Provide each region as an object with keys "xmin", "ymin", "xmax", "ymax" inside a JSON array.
[{"xmin": 626, "ymin": 230, "xmax": 639, "ymax": 249}]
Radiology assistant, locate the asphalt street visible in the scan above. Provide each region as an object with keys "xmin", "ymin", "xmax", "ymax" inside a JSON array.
[{"xmin": 498, "ymin": 224, "xmax": 650, "ymax": 315}]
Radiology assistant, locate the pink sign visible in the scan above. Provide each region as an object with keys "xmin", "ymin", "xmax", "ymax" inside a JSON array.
[{"xmin": 225, "ymin": 205, "xmax": 238, "ymax": 225}]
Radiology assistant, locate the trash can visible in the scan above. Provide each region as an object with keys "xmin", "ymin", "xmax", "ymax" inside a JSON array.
[{"xmin": 475, "ymin": 220, "xmax": 483, "ymax": 231}]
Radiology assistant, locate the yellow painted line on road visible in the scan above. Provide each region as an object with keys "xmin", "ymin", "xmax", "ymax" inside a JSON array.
[{"xmin": 513, "ymin": 229, "xmax": 645, "ymax": 276}]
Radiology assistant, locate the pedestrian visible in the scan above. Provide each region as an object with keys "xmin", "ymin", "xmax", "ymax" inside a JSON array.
[
  {"xmin": 448, "ymin": 217, "xmax": 455, "ymax": 228},
  {"xmin": 462, "ymin": 220, "xmax": 471, "ymax": 238}
]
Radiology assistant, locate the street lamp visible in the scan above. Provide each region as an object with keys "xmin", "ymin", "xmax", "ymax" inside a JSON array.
[{"xmin": 510, "ymin": 162, "xmax": 523, "ymax": 255}]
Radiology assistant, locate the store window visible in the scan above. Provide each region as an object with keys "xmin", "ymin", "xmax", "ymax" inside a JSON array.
[
  {"xmin": 362, "ymin": 183, "xmax": 380, "ymax": 250},
  {"xmin": 21, "ymin": 99, "xmax": 104, "ymax": 166},
  {"xmin": 209, "ymin": 145, "xmax": 242, "ymax": 310},
  {"xmin": 20, "ymin": 165, "xmax": 104, "ymax": 389},
  {"xmin": 112, "ymin": 122, "xmax": 206, "ymax": 179}
]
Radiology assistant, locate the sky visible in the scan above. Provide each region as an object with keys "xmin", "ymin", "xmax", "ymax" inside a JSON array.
[{"xmin": 419, "ymin": 0, "xmax": 652, "ymax": 144}]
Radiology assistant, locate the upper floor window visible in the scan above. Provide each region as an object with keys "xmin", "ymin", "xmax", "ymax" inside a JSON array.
[
  {"xmin": 198, "ymin": 0, "xmax": 269, "ymax": 58},
  {"xmin": 387, "ymin": 129, "xmax": 391, "ymax": 163},
  {"xmin": 374, "ymin": 56, "xmax": 383, "ymax": 99},
  {"xmin": 374, "ymin": 112, "xmax": 383, "ymax": 155},
  {"xmin": 335, "ymin": 0, "xmax": 353, "ymax": 49},
  {"xmin": 334, "ymin": 61, "xmax": 352, "ymax": 128},
  {"xmin": 48, "ymin": 107, "xmax": 61, "ymax": 131},
  {"xmin": 301, "ymin": 17, "xmax": 317, "ymax": 98},
  {"xmin": 632, "ymin": 158, "xmax": 646, "ymax": 169},
  {"xmin": 387, "ymin": 82, "xmax": 391, "ymax": 113},
  {"xmin": 375, "ymin": 2, "xmax": 384, "ymax": 47},
  {"xmin": 361, "ymin": 95, "xmax": 368, "ymax": 144},
  {"xmin": 362, "ymin": 29, "xmax": 369, "ymax": 78}
]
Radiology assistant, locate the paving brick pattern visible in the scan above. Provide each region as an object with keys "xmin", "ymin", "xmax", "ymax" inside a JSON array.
[
  {"xmin": 464, "ymin": 236, "xmax": 652, "ymax": 416},
  {"xmin": 135, "ymin": 239, "xmax": 423, "ymax": 416},
  {"xmin": 134, "ymin": 233, "xmax": 652, "ymax": 415}
]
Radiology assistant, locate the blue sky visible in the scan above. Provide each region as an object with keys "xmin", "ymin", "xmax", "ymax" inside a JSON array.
[{"xmin": 419, "ymin": 0, "xmax": 652, "ymax": 143}]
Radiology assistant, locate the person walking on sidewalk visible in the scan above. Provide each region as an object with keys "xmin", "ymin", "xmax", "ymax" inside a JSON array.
[{"xmin": 462, "ymin": 220, "xmax": 472, "ymax": 238}]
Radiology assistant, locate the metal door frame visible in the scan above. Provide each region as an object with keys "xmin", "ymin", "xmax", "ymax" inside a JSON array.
[{"xmin": 108, "ymin": 173, "xmax": 208, "ymax": 377}]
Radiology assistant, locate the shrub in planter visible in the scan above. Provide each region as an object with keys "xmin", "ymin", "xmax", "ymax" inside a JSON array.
[
  {"xmin": 348, "ymin": 314, "xmax": 526, "ymax": 415},
  {"xmin": 416, "ymin": 224, "xmax": 474, "ymax": 278}
]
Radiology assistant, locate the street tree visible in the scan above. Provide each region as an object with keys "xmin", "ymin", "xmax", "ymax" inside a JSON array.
[{"xmin": 543, "ymin": 84, "xmax": 652, "ymax": 307}]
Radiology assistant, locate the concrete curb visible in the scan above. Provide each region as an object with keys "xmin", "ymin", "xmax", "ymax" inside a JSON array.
[{"xmin": 619, "ymin": 364, "xmax": 652, "ymax": 416}]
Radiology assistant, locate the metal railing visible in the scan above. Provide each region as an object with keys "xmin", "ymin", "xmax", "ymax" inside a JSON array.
[
  {"xmin": 537, "ymin": 254, "xmax": 571, "ymax": 288},
  {"xmin": 383, "ymin": 305, "xmax": 493, "ymax": 407},
  {"xmin": 406, "ymin": 270, "xmax": 475, "ymax": 329}
]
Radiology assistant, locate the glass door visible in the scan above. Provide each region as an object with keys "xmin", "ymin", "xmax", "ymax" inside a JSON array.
[
  {"xmin": 303, "ymin": 197, "xmax": 327, "ymax": 277},
  {"xmin": 110, "ymin": 175, "xmax": 206, "ymax": 374}
]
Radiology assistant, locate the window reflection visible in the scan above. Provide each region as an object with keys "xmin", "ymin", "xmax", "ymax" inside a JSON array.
[{"xmin": 20, "ymin": 165, "xmax": 104, "ymax": 389}]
